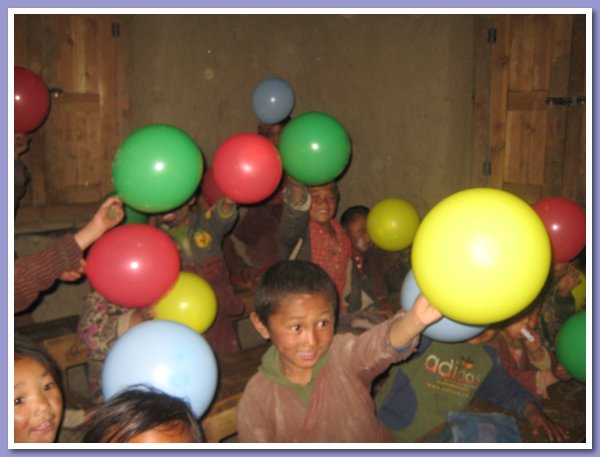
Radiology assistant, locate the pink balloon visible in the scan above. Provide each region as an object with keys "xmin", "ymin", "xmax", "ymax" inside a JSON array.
[
  {"xmin": 533, "ymin": 197, "xmax": 585, "ymax": 263},
  {"xmin": 86, "ymin": 224, "xmax": 180, "ymax": 308},
  {"xmin": 212, "ymin": 133, "xmax": 283, "ymax": 204}
]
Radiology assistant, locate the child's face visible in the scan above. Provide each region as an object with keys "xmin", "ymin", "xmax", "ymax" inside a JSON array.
[
  {"xmin": 155, "ymin": 200, "xmax": 194, "ymax": 228},
  {"xmin": 309, "ymin": 185, "xmax": 337, "ymax": 225},
  {"xmin": 14, "ymin": 356, "xmax": 63, "ymax": 443},
  {"xmin": 346, "ymin": 215, "xmax": 371, "ymax": 255},
  {"xmin": 125, "ymin": 421, "xmax": 196, "ymax": 443},
  {"xmin": 256, "ymin": 292, "xmax": 335, "ymax": 385}
]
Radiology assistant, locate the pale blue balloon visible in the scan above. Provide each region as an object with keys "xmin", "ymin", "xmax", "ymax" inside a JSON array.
[
  {"xmin": 401, "ymin": 269, "xmax": 486, "ymax": 342},
  {"xmin": 102, "ymin": 320, "xmax": 218, "ymax": 418},
  {"xmin": 252, "ymin": 77, "xmax": 295, "ymax": 124}
]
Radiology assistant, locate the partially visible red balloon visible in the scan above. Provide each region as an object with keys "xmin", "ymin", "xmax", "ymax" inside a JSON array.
[
  {"xmin": 86, "ymin": 224, "xmax": 180, "ymax": 308},
  {"xmin": 201, "ymin": 167, "xmax": 225, "ymax": 207},
  {"xmin": 532, "ymin": 197, "xmax": 585, "ymax": 263},
  {"xmin": 212, "ymin": 133, "xmax": 283, "ymax": 204},
  {"xmin": 14, "ymin": 66, "xmax": 50, "ymax": 133}
]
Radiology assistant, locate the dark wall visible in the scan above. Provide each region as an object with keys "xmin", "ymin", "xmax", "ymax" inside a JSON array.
[{"xmin": 129, "ymin": 14, "xmax": 475, "ymax": 218}]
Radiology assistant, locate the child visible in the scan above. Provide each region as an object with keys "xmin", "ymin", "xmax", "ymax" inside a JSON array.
[
  {"xmin": 223, "ymin": 118, "xmax": 289, "ymax": 291},
  {"xmin": 14, "ymin": 336, "xmax": 64, "ymax": 443},
  {"xmin": 277, "ymin": 179, "xmax": 352, "ymax": 313},
  {"xmin": 536, "ymin": 261, "xmax": 581, "ymax": 350},
  {"xmin": 77, "ymin": 294, "xmax": 155, "ymax": 400},
  {"xmin": 489, "ymin": 307, "xmax": 570, "ymax": 399},
  {"xmin": 375, "ymin": 332, "xmax": 570, "ymax": 442},
  {"xmin": 339, "ymin": 205, "xmax": 395, "ymax": 332},
  {"xmin": 150, "ymin": 193, "xmax": 245, "ymax": 356},
  {"xmin": 82, "ymin": 388, "xmax": 203, "ymax": 443},
  {"xmin": 14, "ymin": 196, "xmax": 124, "ymax": 313},
  {"xmin": 236, "ymin": 260, "xmax": 442, "ymax": 442}
]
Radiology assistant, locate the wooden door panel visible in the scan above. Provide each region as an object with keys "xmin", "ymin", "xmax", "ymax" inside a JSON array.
[
  {"xmin": 14, "ymin": 14, "xmax": 128, "ymax": 231},
  {"xmin": 473, "ymin": 14, "xmax": 584, "ymax": 207}
]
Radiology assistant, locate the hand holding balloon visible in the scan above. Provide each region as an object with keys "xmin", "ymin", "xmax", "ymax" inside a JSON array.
[{"xmin": 401, "ymin": 269, "xmax": 485, "ymax": 342}]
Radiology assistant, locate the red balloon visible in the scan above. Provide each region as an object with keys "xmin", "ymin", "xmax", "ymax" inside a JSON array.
[
  {"xmin": 532, "ymin": 197, "xmax": 585, "ymax": 262},
  {"xmin": 212, "ymin": 133, "xmax": 283, "ymax": 204},
  {"xmin": 200, "ymin": 167, "xmax": 224, "ymax": 207},
  {"xmin": 14, "ymin": 66, "xmax": 50, "ymax": 133},
  {"xmin": 85, "ymin": 224, "xmax": 181, "ymax": 308}
]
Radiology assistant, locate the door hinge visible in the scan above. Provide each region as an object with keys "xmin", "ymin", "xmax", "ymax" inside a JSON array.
[
  {"xmin": 483, "ymin": 159, "xmax": 492, "ymax": 177},
  {"xmin": 487, "ymin": 28, "xmax": 497, "ymax": 44},
  {"xmin": 112, "ymin": 22, "xmax": 120, "ymax": 38}
]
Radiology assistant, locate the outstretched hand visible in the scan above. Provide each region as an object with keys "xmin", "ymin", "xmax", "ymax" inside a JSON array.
[
  {"xmin": 411, "ymin": 294, "xmax": 443, "ymax": 328},
  {"xmin": 74, "ymin": 197, "xmax": 124, "ymax": 251},
  {"xmin": 58, "ymin": 258, "xmax": 86, "ymax": 282},
  {"xmin": 524, "ymin": 403, "xmax": 570, "ymax": 442}
]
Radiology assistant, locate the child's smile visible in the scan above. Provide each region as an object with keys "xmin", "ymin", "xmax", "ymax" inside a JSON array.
[{"xmin": 263, "ymin": 292, "xmax": 335, "ymax": 385}]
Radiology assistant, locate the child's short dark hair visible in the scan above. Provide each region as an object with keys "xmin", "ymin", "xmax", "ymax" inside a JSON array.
[
  {"xmin": 340, "ymin": 205, "xmax": 370, "ymax": 229},
  {"xmin": 82, "ymin": 387, "xmax": 204, "ymax": 443},
  {"xmin": 254, "ymin": 260, "xmax": 338, "ymax": 325},
  {"xmin": 14, "ymin": 336, "xmax": 64, "ymax": 396},
  {"xmin": 309, "ymin": 181, "xmax": 340, "ymax": 203}
]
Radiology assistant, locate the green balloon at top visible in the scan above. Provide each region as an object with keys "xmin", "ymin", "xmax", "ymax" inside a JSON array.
[
  {"xmin": 112, "ymin": 125, "xmax": 204, "ymax": 213},
  {"xmin": 278, "ymin": 112, "xmax": 351, "ymax": 186}
]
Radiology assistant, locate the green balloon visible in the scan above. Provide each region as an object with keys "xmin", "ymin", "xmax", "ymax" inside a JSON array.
[
  {"xmin": 112, "ymin": 125, "xmax": 203, "ymax": 213},
  {"xmin": 555, "ymin": 311, "xmax": 586, "ymax": 382},
  {"xmin": 103, "ymin": 191, "xmax": 148, "ymax": 225},
  {"xmin": 278, "ymin": 112, "xmax": 351, "ymax": 185},
  {"xmin": 123, "ymin": 205, "xmax": 148, "ymax": 225}
]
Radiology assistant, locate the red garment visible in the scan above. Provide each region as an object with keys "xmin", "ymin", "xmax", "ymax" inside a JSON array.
[
  {"xmin": 14, "ymin": 234, "xmax": 82, "ymax": 313},
  {"xmin": 488, "ymin": 334, "xmax": 555, "ymax": 397},
  {"xmin": 187, "ymin": 257, "xmax": 245, "ymax": 357},
  {"xmin": 309, "ymin": 219, "xmax": 351, "ymax": 306}
]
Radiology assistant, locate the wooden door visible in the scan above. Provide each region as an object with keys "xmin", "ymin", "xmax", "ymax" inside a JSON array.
[
  {"xmin": 472, "ymin": 14, "xmax": 586, "ymax": 207},
  {"xmin": 14, "ymin": 14, "xmax": 130, "ymax": 231}
]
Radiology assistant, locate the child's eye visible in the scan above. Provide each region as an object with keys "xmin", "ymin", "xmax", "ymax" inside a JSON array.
[
  {"xmin": 14, "ymin": 397, "xmax": 23, "ymax": 406},
  {"xmin": 43, "ymin": 382, "xmax": 55, "ymax": 391},
  {"xmin": 290, "ymin": 324, "xmax": 301, "ymax": 332},
  {"xmin": 318, "ymin": 320, "xmax": 330, "ymax": 328}
]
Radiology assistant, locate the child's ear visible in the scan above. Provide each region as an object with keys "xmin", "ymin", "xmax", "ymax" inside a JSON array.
[{"xmin": 249, "ymin": 312, "xmax": 270, "ymax": 340}]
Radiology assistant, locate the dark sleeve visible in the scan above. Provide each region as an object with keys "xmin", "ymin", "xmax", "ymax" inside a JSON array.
[
  {"xmin": 277, "ymin": 199, "xmax": 310, "ymax": 258},
  {"xmin": 204, "ymin": 199, "xmax": 238, "ymax": 238},
  {"xmin": 14, "ymin": 234, "xmax": 82, "ymax": 313},
  {"xmin": 477, "ymin": 345, "xmax": 541, "ymax": 417},
  {"xmin": 489, "ymin": 337, "xmax": 539, "ymax": 395}
]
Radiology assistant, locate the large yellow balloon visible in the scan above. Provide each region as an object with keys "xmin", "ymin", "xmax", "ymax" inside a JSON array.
[
  {"xmin": 153, "ymin": 272, "xmax": 218, "ymax": 333},
  {"xmin": 412, "ymin": 188, "xmax": 551, "ymax": 325},
  {"xmin": 367, "ymin": 198, "xmax": 420, "ymax": 251},
  {"xmin": 572, "ymin": 269, "xmax": 586, "ymax": 310}
]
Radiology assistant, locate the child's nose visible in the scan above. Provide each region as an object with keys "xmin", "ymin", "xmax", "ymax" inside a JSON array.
[{"xmin": 31, "ymin": 394, "xmax": 52, "ymax": 415}]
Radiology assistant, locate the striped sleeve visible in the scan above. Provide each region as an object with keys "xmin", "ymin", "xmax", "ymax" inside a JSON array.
[{"xmin": 14, "ymin": 234, "xmax": 82, "ymax": 313}]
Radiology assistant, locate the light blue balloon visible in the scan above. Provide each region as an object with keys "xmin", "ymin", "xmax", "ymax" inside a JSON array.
[
  {"xmin": 102, "ymin": 320, "xmax": 218, "ymax": 418},
  {"xmin": 252, "ymin": 77, "xmax": 295, "ymax": 124},
  {"xmin": 401, "ymin": 269, "xmax": 486, "ymax": 343}
]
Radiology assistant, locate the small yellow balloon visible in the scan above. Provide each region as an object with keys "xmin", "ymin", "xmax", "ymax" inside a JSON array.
[
  {"xmin": 367, "ymin": 198, "xmax": 420, "ymax": 251},
  {"xmin": 572, "ymin": 269, "xmax": 586, "ymax": 310},
  {"xmin": 412, "ymin": 188, "xmax": 551, "ymax": 325},
  {"xmin": 153, "ymin": 272, "xmax": 218, "ymax": 333}
]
